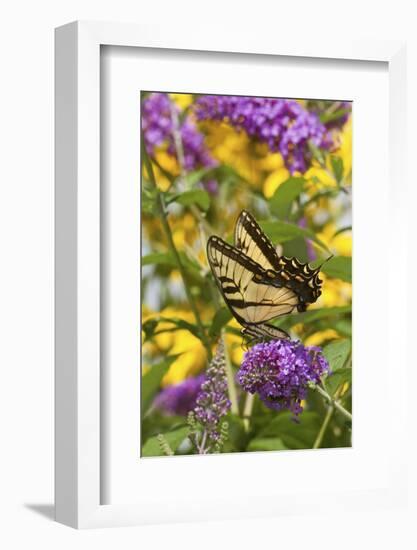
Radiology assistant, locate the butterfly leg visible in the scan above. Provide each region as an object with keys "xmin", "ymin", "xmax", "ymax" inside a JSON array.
[{"xmin": 241, "ymin": 327, "xmax": 261, "ymax": 349}]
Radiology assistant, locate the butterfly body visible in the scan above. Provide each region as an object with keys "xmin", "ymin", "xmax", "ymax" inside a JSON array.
[{"xmin": 207, "ymin": 210, "xmax": 324, "ymax": 342}]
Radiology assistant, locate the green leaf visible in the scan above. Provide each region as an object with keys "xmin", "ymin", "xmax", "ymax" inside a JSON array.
[
  {"xmin": 333, "ymin": 225, "xmax": 352, "ymax": 238},
  {"xmin": 308, "ymin": 140, "xmax": 326, "ymax": 165},
  {"xmin": 209, "ymin": 307, "xmax": 233, "ymax": 338},
  {"xmin": 142, "ymin": 251, "xmax": 202, "ymax": 277},
  {"xmin": 142, "ymin": 426, "xmax": 189, "ymax": 457},
  {"xmin": 333, "ymin": 319, "xmax": 352, "ymax": 337},
  {"xmin": 302, "ymin": 188, "xmax": 340, "ymax": 209},
  {"xmin": 269, "ymin": 177, "xmax": 305, "ymax": 219},
  {"xmin": 214, "ymin": 163, "xmax": 253, "ymax": 187},
  {"xmin": 319, "ymin": 107, "xmax": 350, "ymax": 125},
  {"xmin": 184, "ymin": 167, "xmax": 214, "ymax": 188},
  {"xmin": 247, "ymin": 437, "xmax": 288, "ymax": 452},
  {"xmin": 331, "ymin": 156, "xmax": 344, "ymax": 184},
  {"xmin": 321, "ymin": 256, "xmax": 352, "ymax": 283},
  {"xmin": 224, "ymin": 413, "xmax": 247, "ymax": 452},
  {"xmin": 167, "ymin": 189, "xmax": 210, "ymax": 211},
  {"xmin": 323, "ymin": 339, "xmax": 351, "ymax": 372},
  {"xmin": 326, "ymin": 367, "xmax": 352, "ymax": 396},
  {"xmin": 259, "ymin": 220, "xmax": 331, "ymax": 253},
  {"xmin": 141, "ymin": 181, "xmax": 158, "ymax": 215},
  {"xmin": 150, "ymin": 316, "xmax": 202, "ymax": 340},
  {"xmin": 142, "ymin": 252, "xmax": 177, "ymax": 268},
  {"xmin": 141, "ymin": 356, "xmax": 179, "ymax": 416},
  {"xmin": 260, "ymin": 411, "xmax": 321, "ymax": 449},
  {"xmin": 282, "ymin": 237, "xmax": 309, "ymax": 263},
  {"xmin": 273, "ymin": 305, "xmax": 351, "ymax": 329}
]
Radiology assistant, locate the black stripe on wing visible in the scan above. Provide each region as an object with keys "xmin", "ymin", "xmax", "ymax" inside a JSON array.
[
  {"xmin": 277, "ymin": 256, "xmax": 322, "ymax": 306},
  {"xmin": 207, "ymin": 235, "xmax": 267, "ymax": 325},
  {"xmin": 234, "ymin": 210, "xmax": 280, "ymax": 270},
  {"xmin": 207, "ymin": 235, "xmax": 266, "ymax": 277}
]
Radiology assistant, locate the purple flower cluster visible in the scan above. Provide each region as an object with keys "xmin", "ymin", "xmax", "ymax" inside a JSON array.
[
  {"xmin": 194, "ymin": 95, "xmax": 333, "ymax": 173},
  {"xmin": 237, "ymin": 339, "xmax": 329, "ymax": 416},
  {"xmin": 153, "ymin": 374, "xmax": 205, "ymax": 416},
  {"xmin": 142, "ymin": 93, "xmax": 218, "ymax": 192},
  {"xmin": 194, "ymin": 340, "xmax": 231, "ymax": 444}
]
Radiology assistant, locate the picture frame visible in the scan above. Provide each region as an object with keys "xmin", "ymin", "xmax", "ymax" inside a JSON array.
[{"xmin": 55, "ymin": 20, "xmax": 407, "ymax": 529}]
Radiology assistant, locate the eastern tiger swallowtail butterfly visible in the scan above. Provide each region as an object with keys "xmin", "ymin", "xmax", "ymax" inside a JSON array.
[{"xmin": 207, "ymin": 210, "xmax": 324, "ymax": 342}]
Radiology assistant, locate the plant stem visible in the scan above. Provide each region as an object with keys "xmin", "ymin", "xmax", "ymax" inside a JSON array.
[
  {"xmin": 242, "ymin": 393, "xmax": 255, "ymax": 432},
  {"xmin": 198, "ymin": 429, "xmax": 208, "ymax": 454},
  {"xmin": 313, "ymin": 404, "xmax": 334, "ymax": 449},
  {"xmin": 313, "ymin": 384, "xmax": 352, "ymax": 422},
  {"xmin": 143, "ymin": 148, "xmax": 212, "ymax": 361},
  {"xmin": 170, "ymin": 104, "xmax": 187, "ymax": 187},
  {"xmin": 222, "ymin": 333, "xmax": 239, "ymax": 415}
]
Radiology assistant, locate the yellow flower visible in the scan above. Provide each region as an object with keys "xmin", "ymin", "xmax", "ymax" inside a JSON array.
[
  {"xmin": 163, "ymin": 329, "xmax": 207, "ymax": 385},
  {"xmin": 182, "ymin": 212, "xmax": 196, "ymax": 231},
  {"xmin": 256, "ymin": 151, "xmax": 285, "ymax": 171},
  {"xmin": 169, "ymin": 93, "xmax": 194, "ymax": 110},
  {"xmin": 304, "ymin": 165, "xmax": 337, "ymax": 192},
  {"xmin": 152, "ymin": 212, "xmax": 198, "ymax": 250},
  {"xmin": 225, "ymin": 318, "xmax": 245, "ymax": 365},
  {"xmin": 200, "ymin": 121, "xmax": 265, "ymax": 188},
  {"xmin": 315, "ymin": 223, "xmax": 352, "ymax": 257},
  {"xmin": 304, "ymin": 329, "xmax": 340, "ymax": 346},
  {"xmin": 263, "ymin": 167, "xmax": 290, "ymax": 198},
  {"xmin": 142, "ymin": 150, "xmax": 178, "ymax": 192},
  {"xmin": 154, "ymin": 150, "xmax": 179, "ymax": 175},
  {"xmin": 172, "ymin": 228, "xmax": 186, "ymax": 248},
  {"xmin": 337, "ymin": 118, "xmax": 352, "ymax": 179},
  {"xmin": 142, "ymin": 306, "xmax": 207, "ymax": 386},
  {"xmin": 314, "ymin": 274, "xmax": 352, "ymax": 308},
  {"xmin": 331, "ymin": 232, "xmax": 352, "ymax": 257}
]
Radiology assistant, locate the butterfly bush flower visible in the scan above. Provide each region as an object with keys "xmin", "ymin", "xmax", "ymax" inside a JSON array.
[
  {"xmin": 153, "ymin": 374, "xmax": 205, "ymax": 416},
  {"xmin": 193, "ymin": 340, "xmax": 231, "ymax": 450},
  {"xmin": 237, "ymin": 340, "xmax": 329, "ymax": 416},
  {"xmin": 142, "ymin": 93, "xmax": 218, "ymax": 192},
  {"xmin": 194, "ymin": 95, "xmax": 332, "ymax": 174}
]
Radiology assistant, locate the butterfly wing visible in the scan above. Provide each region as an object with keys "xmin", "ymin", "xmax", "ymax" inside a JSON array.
[
  {"xmin": 234, "ymin": 210, "xmax": 322, "ymax": 310},
  {"xmin": 207, "ymin": 236, "xmax": 299, "ymax": 326},
  {"xmin": 277, "ymin": 256, "xmax": 322, "ymax": 309},
  {"xmin": 241, "ymin": 322, "xmax": 290, "ymax": 342},
  {"xmin": 234, "ymin": 210, "xmax": 280, "ymax": 270}
]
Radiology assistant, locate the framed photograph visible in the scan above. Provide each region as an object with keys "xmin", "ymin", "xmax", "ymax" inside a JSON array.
[{"xmin": 55, "ymin": 21, "xmax": 407, "ymax": 528}]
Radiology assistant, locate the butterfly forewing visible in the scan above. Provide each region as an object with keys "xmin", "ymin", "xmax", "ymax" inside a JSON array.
[
  {"xmin": 234, "ymin": 210, "xmax": 280, "ymax": 270},
  {"xmin": 207, "ymin": 236, "xmax": 298, "ymax": 325}
]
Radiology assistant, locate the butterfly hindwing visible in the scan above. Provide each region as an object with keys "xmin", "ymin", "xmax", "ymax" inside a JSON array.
[
  {"xmin": 241, "ymin": 322, "xmax": 290, "ymax": 342},
  {"xmin": 277, "ymin": 256, "xmax": 322, "ymax": 307}
]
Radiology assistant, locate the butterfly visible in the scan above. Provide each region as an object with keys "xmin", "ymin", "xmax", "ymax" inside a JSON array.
[{"xmin": 207, "ymin": 210, "xmax": 324, "ymax": 342}]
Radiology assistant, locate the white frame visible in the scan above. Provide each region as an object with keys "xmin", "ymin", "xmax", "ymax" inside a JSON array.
[{"xmin": 55, "ymin": 21, "xmax": 407, "ymax": 529}]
